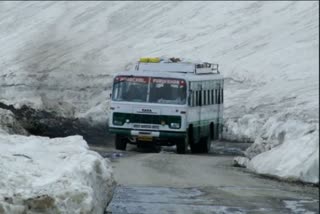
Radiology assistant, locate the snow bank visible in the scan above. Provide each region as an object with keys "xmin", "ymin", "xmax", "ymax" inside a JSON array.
[
  {"xmin": 223, "ymin": 114, "xmax": 266, "ymax": 143},
  {"xmin": 234, "ymin": 113, "xmax": 319, "ymax": 184},
  {"xmin": 0, "ymin": 135, "xmax": 115, "ymax": 213},
  {"xmin": 249, "ymin": 129, "xmax": 319, "ymax": 184},
  {"xmin": 248, "ymin": 118, "xmax": 318, "ymax": 184}
]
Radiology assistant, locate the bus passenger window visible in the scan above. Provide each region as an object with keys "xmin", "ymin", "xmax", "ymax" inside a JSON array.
[
  {"xmin": 195, "ymin": 91, "xmax": 199, "ymax": 106},
  {"xmin": 212, "ymin": 89, "xmax": 214, "ymax": 104},
  {"xmin": 215, "ymin": 89, "xmax": 218, "ymax": 104},
  {"xmin": 204, "ymin": 91, "xmax": 207, "ymax": 105},
  {"xmin": 222, "ymin": 89, "xmax": 224, "ymax": 103},
  {"xmin": 191, "ymin": 91, "xmax": 195, "ymax": 106},
  {"xmin": 217, "ymin": 89, "xmax": 221, "ymax": 104}
]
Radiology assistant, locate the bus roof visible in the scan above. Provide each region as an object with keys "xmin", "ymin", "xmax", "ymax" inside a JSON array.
[{"xmin": 113, "ymin": 70, "xmax": 224, "ymax": 82}]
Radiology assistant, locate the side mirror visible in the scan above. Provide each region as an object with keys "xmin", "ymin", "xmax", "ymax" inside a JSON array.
[{"xmin": 109, "ymin": 93, "xmax": 112, "ymax": 98}]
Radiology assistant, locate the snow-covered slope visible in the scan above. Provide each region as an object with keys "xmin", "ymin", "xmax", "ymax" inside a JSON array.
[
  {"xmin": 0, "ymin": 1, "xmax": 318, "ymax": 122},
  {"xmin": 0, "ymin": 2, "xmax": 318, "ymax": 183},
  {"xmin": 0, "ymin": 135, "xmax": 115, "ymax": 213}
]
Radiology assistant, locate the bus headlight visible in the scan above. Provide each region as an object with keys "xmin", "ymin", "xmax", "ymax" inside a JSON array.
[
  {"xmin": 113, "ymin": 120, "xmax": 124, "ymax": 126},
  {"xmin": 170, "ymin": 122, "xmax": 180, "ymax": 129},
  {"xmin": 113, "ymin": 113, "xmax": 126, "ymax": 126}
]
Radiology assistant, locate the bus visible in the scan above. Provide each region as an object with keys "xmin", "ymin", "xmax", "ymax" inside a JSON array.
[{"xmin": 108, "ymin": 57, "xmax": 224, "ymax": 154}]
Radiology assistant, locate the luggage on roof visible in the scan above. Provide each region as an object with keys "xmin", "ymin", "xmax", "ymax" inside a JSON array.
[
  {"xmin": 139, "ymin": 57, "xmax": 161, "ymax": 63},
  {"xmin": 136, "ymin": 57, "xmax": 220, "ymax": 74}
]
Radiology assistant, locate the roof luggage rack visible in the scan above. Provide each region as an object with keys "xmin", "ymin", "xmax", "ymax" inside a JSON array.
[
  {"xmin": 135, "ymin": 57, "xmax": 220, "ymax": 75},
  {"xmin": 195, "ymin": 63, "xmax": 219, "ymax": 74}
]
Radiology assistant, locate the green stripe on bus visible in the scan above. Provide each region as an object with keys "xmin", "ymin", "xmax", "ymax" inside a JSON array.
[
  {"xmin": 108, "ymin": 128, "xmax": 131, "ymax": 136},
  {"xmin": 189, "ymin": 119, "xmax": 223, "ymax": 127}
]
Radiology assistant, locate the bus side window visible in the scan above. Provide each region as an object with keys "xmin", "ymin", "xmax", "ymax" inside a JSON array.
[
  {"xmin": 207, "ymin": 90, "xmax": 209, "ymax": 106},
  {"xmin": 208, "ymin": 90, "xmax": 211, "ymax": 105},
  {"xmin": 222, "ymin": 88, "xmax": 224, "ymax": 104},
  {"xmin": 215, "ymin": 89, "xmax": 218, "ymax": 104},
  {"xmin": 203, "ymin": 90, "xmax": 205, "ymax": 106},
  {"xmin": 195, "ymin": 91, "xmax": 199, "ymax": 106},
  {"xmin": 218, "ymin": 88, "xmax": 221, "ymax": 104},
  {"xmin": 191, "ymin": 93, "xmax": 193, "ymax": 106},
  {"xmin": 211, "ymin": 89, "xmax": 214, "ymax": 104}
]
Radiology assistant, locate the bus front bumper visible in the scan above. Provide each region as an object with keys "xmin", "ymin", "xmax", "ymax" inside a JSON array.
[{"xmin": 108, "ymin": 127, "xmax": 186, "ymax": 139}]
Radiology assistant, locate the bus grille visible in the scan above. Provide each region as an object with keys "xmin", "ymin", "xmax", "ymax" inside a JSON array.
[
  {"xmin": 133, "ymin": 124, "xmax": 160, "ymax": 129},
  {"xmin": 113, "ymin": 113, "xmax": 181, "ymax": 125}
]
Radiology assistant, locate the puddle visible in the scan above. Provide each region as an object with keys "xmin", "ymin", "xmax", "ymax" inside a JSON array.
[{"xmin": 101, "ymin": 152, "xmax": 125, "ymax": 160}]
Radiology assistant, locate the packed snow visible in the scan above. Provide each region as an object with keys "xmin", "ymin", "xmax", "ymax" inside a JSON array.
[
  {"xmin": 0, "ymin": 1, "xmax": 318, "ymax": 185},
  {"xmin": 0, "ymin": 109, "xmax": 27, "ymax": 135},
  {"xmin": 234, "ymin": 116, "xmax": 319, "ymax": 184},
  {"xmin": 0, "ymin": 134, "xmax": 115, "ymax": 213}
]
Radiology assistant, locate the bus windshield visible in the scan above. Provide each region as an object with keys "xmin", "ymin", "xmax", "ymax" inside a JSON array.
[{"xmin": 112, "ymin": 76, "xmax": 187, "ymax": 105}]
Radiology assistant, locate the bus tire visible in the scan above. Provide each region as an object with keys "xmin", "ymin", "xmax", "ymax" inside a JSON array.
[
  {"xmin": 176, "ymin": 137, "xmax": 187, "ymax": 154},
  {"xmin": 188, "ymin": 126, "xmax": 198, "ymax": 154},
  {"xmin": 153, "ymin": 145, "xmax": 161, "ymax": 153},
  {"xmin": 199, "ymin": 136, "xmax": 211, "ymax": 153},
  {"xmin": 190, "ymin": 140, "xmax": 199, "ymax": 153},
  {"xmin": 210, "ymin": 123, "xmax": 214, "ymax": 140},
  {"xmin": 115, "ymin": 134, "xmax": 127, "ymax": 151}
]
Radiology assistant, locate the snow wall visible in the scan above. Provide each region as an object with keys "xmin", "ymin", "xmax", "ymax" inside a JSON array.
[{"xmin": 0, "ymin": 134, "xmax": 115, "ymax": 213}]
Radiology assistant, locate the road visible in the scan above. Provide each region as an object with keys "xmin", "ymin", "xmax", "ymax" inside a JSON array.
[{"xmin": 90, "ymin": 142, "xmax": 319, "ymax": 214}]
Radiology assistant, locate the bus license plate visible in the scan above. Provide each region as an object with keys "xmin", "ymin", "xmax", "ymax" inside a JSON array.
[{"xmin": 138, "ymin": 136, "xmax": 153, "ymax": 142}]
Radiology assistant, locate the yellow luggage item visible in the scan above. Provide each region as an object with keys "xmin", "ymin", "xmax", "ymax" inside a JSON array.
[
  {"xmin": 139, "ymin": 57, "xmax": 149, "ymax": 63},
  {"xmin": 139, "ymin": 57, "xmax": 160, "ymax": 63},
  {"xmin": 149, "ymin": 57, "xmax": 160, "ymax": 63}
]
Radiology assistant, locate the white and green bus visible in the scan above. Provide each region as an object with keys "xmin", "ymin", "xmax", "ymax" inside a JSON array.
[{"xmin": 108, "ymin": 58, "xmax": 224, "ymax": 154}]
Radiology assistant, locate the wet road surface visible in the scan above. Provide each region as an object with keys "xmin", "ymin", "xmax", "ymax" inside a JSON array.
[{"xmin": 89, "ymin": 142, "xmax": 319, "ymax": 214}]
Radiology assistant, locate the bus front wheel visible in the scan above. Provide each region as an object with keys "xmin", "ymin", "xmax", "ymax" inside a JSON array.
[{"xmin": 115, "ymin": 134, "xmax": 127, "ymax": 151}]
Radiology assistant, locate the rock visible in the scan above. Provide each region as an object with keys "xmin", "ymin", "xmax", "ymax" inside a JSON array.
[{"xmin": 233, "ymin": 156, "xmax": 250, "ymax": 168}]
